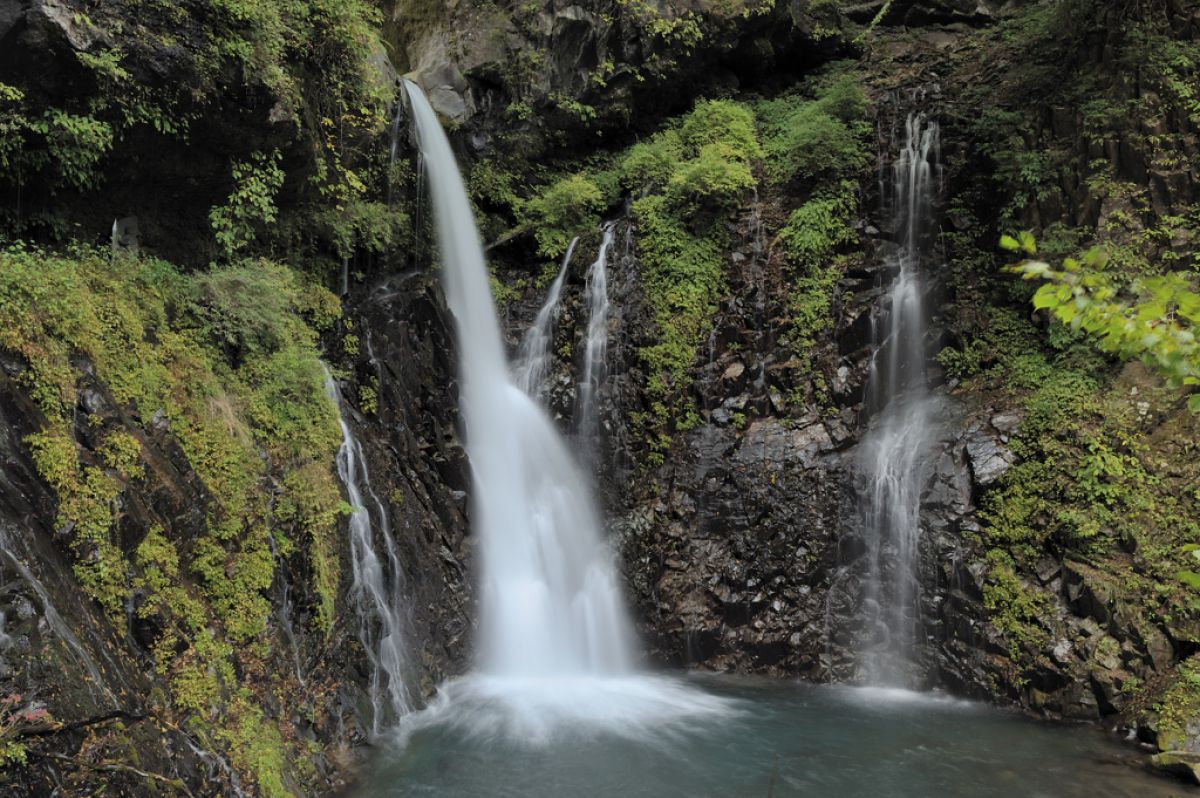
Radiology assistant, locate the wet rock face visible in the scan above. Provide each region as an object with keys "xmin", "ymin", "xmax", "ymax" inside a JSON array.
[
  {"xmin": 347, "ymin": 271, "xmax": 476, "ymax": 695},
  {"xmin": 390, "ymin": 0, "xmax": 847, "ymax": 164},
  {"xmin": 626, "ymin": 422, "xmax": 855, "ymax": 676},
  {"xmin": 0, "ymin": 368, "xmax": 227, "ymax": 795}
]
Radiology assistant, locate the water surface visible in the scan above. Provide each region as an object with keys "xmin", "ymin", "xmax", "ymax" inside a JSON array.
[{"xmin": 354, "ymin": 675, "xmax": 1189, "ymax": 798}]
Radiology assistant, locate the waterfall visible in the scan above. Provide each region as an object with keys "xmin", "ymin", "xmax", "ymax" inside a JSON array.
[
  {"xmin": 0, "ymin": 528, "xmax": 116, "ymax": 705},
  {"xmin": 514, "ymin": 236, "xmax": 579, "ymax": 399},
  {"xmin": 386, "ymin": 99, "xmax": 404, "ymax": 208},
  {"xmin": 577, "ymin": 222, "xmax": 616, "ymax": 450},
  {"xmin": 855, "ymin": 111, "xmax": 942, "ymax": 686},
  {"xmin": 324, "ymin": 372, "xmax": 412, "ymax": 733},
  {"xmin": 266, "ymin": 530, "xmax": 305, "ymax": 686},
  {"xmin": 405, "ymin": 80, "xmax": 634, "ymax": 680}
]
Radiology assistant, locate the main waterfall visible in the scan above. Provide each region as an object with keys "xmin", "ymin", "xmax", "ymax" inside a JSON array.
[
  {"xmin": 401, "ymin": 80, "xmax": 729, "ymax": 741},
  {"xmin": 856, "ymin": 111, "xmax": 943, "ymax": 685},
  {"xmin": 406, "ymin": 81, "xmax": 633, "ymax": 678}
]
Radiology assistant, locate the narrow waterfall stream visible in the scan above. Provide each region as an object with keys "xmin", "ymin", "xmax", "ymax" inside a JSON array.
[
  {"xmin": 0, "ymin": 528, "xmax": 117, "ymax": 705},
  {"xmin": 514, "ymin": 236, "xmax": 579, "ymax": 399},
  {"xmin": 577, "ymin": 222, "xmax": 615, "ymax": 451},
  {"xmin": 855, "ymin": 111, "xmax": 943, "ymax": 685},
  {"xmin": 325, "ymin": 372, "xmax": 412, "ymax": 734}
]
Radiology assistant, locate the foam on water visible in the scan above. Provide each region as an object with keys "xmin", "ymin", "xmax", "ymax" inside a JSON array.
[{"xmin": 393, "ymin": 673, "xmax": 738, "ymax": 747}]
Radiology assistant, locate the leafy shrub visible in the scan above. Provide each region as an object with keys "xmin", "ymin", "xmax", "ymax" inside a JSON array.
[
  {"xmin": 762, "ymin": 108, "xmax": 867, "ymax": 186},
  {"xmin": 619, "ymin": 130, "xmax": 684, "ymax": 193},
  {"xmin": 757, "ymin": 74, "xmax": 870, "ymax": 188},
  {"xmin": 523, "ymin": 173, "xmax": 605, "ymax": 258},
  {"xmin": 209, "ymin": 150, "xmax": 285, "ymax": 256},
  {"xmin": 679, "ymin": 99, "xmax": 762, "ymax": 161},
  {"xmin": 779, "ymin": 185, "xmax": 858, "ymax": 269},
  {"xmin": 666, "ymin": 143, "xmax": 756, "ymax": 212}
]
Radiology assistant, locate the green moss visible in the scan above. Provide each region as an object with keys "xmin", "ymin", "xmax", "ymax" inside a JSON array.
[
  {"xmin": 522, "ymin": 173, "xmax": 606, "ymax": 259},
  {"xmin": 757, "ymin": 75, "xmax": 871, "ymax": 188},
  {"xmin": 0, "ymin": 244, "xmax": 344, "ymax": 792},
  {"xmin": 1153, "ymin": 656, "xmax": 1200, "ymax": 753},
  {"xmin": 219, "ymin": 699, "xmax": 290, "ymax": 798},
  {"xmin": 779, "ymin": 185, "xmax": 857, "ymax": 270},
  {"xmin": 981, "ymin": 549, "xmax": 1052, "ymax": 657}
]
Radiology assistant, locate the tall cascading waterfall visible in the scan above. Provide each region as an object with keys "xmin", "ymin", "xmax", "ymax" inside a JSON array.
[
  {"xmin": 324, "ymin": 372, "xmax": 412, "ymax": 734},
  {"xmin": 855, "ymin": 111, "xmax": 942, "ymax": 686},
  {"xmin": 405, "ymin": 81, "xmax": 634, "ymax": 681},
  {"xmin": 514, "ymin": 236, "xmax": 579, "ymax": 399},
  {"xmin": 577, "ymin": 222, "xmax": 616, "ymax": 451}
]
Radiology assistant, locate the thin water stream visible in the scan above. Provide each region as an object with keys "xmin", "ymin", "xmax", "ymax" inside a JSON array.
[
  {"xmin": 326, "ymin": 370, "xmax": 412, "ymax": 734},
  {"xmin": 578, "ymin": 222, "xmax": 615, "ymax": 453},
  {"xmin": 515, "ymin": 236, "xmax": 579, "ymax": 400}
]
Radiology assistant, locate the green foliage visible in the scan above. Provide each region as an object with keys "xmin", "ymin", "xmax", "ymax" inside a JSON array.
[
  {"xmin": 2, "ymin": 0, "xmax": 388, "ymax": 247},
  {"xmin": 218, "ymin": 698, "xmax": 289, "ymax": 798},
  {"xmin": 758, "ymin": 75, "xmax": 871, "ymax": 187},
  {"xmin": 313, "ymin": 200, "xmax": 411, "ymax": 261},
  {"xmin": 0, "ymin": 244, "xmax": 343, "ymax": 791},
  {"xmin": 0, "ymin": 86, "xmax": 114, "ymax": 195},
  {"xmin": 209, "ymin": 151, "xmax": 286, "ymax": 257},
  {"xmin": 779, "ymin": 185, "xmax": 857, "ymax": 270},
  {"xmin": 26, "ymin": 429, "xmax": 131, "ymax": 614},
  {"xmin": 787, "ymin": 261, "xmax": 844, "ymax": 357},
  {"xmin": 0, "ymin": 694, "xmax": 51, "ymax": 768},
  {"xmin": 523, "ymin": 174, "xmax": 605, "ymax": 259},
  {"xmin": 618, "ymin": 98, "xmax": 768, "ymax": 441},
  {"xmin": 982, "ymin": 549, "xmax": 1052, "ymax": 655},
  {"xmin": 666, "ymin": 143, "xmax": 756, "ymax": 212},
  {"xmin": 762, "ymin": 75, "xmax": 869, "ymax": 366},
  {"xmin": 1007, "ymin": 235, "xmax": 1200, "ymax": 412},
  {"xmin": 619, "ymin": 131, "xmax": 684, "ymax": 193},
  {"xmin": 679, "ymin": 100, "xmax": 762, "ymax": 161},
  {"xmin": 618, "ymin": 0, "xmax": 704, "ymax": 51},
  {"xmin": 634, "ymin": 193, "xmax": 728, "ymax": 433},
  {"xmin": 1152, "ymin": 655, "xmax": 1200, "ymax": 756}
]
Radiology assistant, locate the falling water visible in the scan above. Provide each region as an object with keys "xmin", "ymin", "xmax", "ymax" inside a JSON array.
[
  {"xmin": 266, "ymin": 530, "xmax": 305, "ymax": 686},
  {"xmin": 0, "ymin": 528, "xmax": 115, "ymax": 705},
  {"xmin": 324, "ymin": 372, "xmax": 412, "ymax": 734},
  {"xmin": 514, "ymin": 236, "xmax": 579, "ymax": 399},
  {"xmin": 856, "ymin": 111, "xmax": 942, "ymax": 685},
  {"xmin": 387, "ymin": 99, "xmax": 404, "ymax": 208},
  {"xmin": 577, "ymin": 223, "xmax": 616, "ymax": 449},
  {"xmin": 406, "ymin": 80, "xmax": 635, "ymax": 684}
]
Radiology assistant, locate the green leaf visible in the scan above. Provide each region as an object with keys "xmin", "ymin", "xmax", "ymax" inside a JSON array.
[{"xmin": 1032, "ymin": 284, "xmax": 1058, "ymax": 310}]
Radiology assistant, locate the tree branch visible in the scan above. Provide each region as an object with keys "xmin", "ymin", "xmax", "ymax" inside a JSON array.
[
  {"xmin": 27, "ymin": 750, "xmax": 194, "ymax": 796},
  {"xmin": 16, "ymin": 710, "xmax": 148, "ymax": 739}
]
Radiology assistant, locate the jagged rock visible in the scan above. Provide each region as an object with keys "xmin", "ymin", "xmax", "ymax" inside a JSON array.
[
  {"xmin": 409, "ymin": 32, "xmax": 475, "ymax": 121},
  {"xmin": 964, "ymin": 421, "xmax": 1016, "ymax": 486}
]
